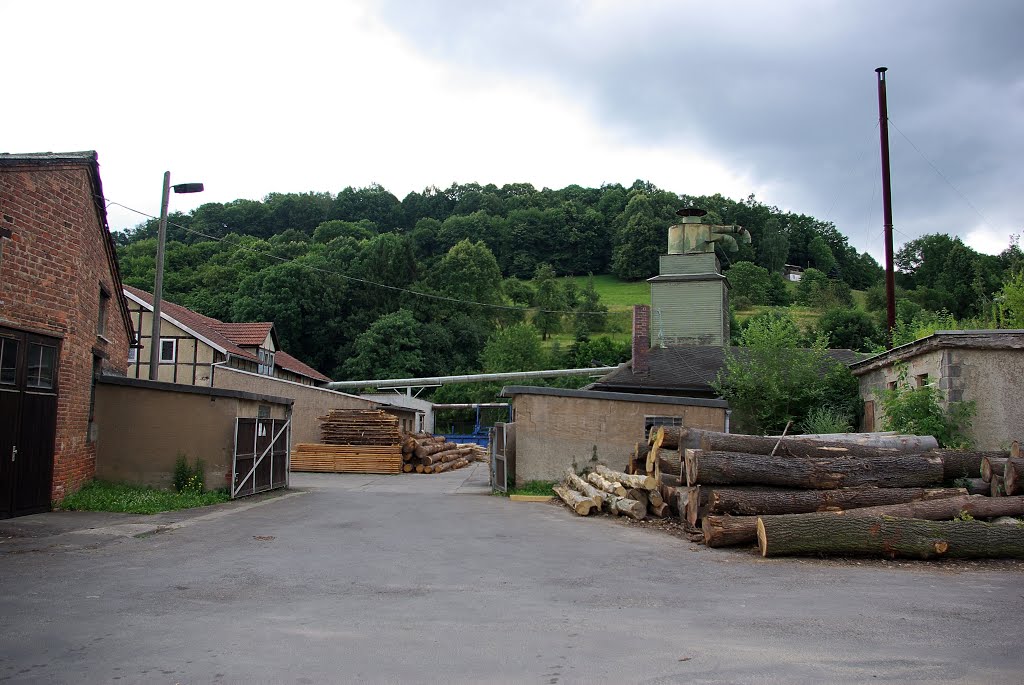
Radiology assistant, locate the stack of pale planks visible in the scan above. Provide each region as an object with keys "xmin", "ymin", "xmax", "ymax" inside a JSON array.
[
  {"xmin": 400, "ymin": 433, "xmax": 482, "ymax": 474},
  {"xmin": 674, "ymin": 428, "xmax": 1024, "ymax": 560},
  {"xmin": 290, "ymin": 409, "xmax": 403, "ymax": 474}
]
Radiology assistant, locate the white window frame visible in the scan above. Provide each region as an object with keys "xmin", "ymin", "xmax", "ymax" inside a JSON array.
[
  {"xmin": 160, "ymin": 338, "xmax": 177, "ymax": 364},
  {"xmin": 127, "ymin": 332, "xmax": 140, "ymax": 363}
]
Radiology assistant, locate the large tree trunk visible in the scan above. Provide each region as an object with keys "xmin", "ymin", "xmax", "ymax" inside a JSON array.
[
  {"xmin": 776, "ymin": 433, "xmax": 940, "ymax": 451},
  {"xmin": 420, "ymin": 447, "xmax": 474, "ymax": 466},
  {"xmin": 604, "ymin": 494, "xmax": 646, "ymax": 520},
  {"xmin": 553, "ymin": 485, "xmax": 596, "ymax": 516},
  {"xmin": 964, "ymin": 478, "xmax": 991, "ymax": 496},
  {"xmin": 757, "ymin": 514, "xmax": 1024, "ymax": 559},
  {"xmin": 685, "ymin": 449, "xmax": 945, "ymax": 489},
  {"xmin": 587, "ymin": 472, "xmax": 626, "ymax": 497},
  {"xmin": 677, "ymin": 429, "xmax": 937, "ymax": 457},
  {"xmin": 565, "ymin": 470, "xmax": 605, "ymax": 508},
  {"xmin": 657, "ymin": 454, "xmax": 682, "ymax": 477},
  {"xmin": 690, "ymin": 485, "xmax": 967, "ymax": 524},
  {"xmin": 595, "ymin": 464, "xmax": 658, "ymax": 490},
  {"xmin": 1004, "ymin": 459, "xmax": 1024, "ymax": 496},
  {"xmin": 414, "ymin": 441, "xmax": 458, "ymax": 458},
  {"xmin": 704, "ymin": 494, "xmax": 1024, "ymax": 548},
  {"xmin": 932, "ymin": 449, "xmax": 1006, "ymax": 481},
  {"xmin": 652, "ymin": 426, "xmax": 684, "ymax": 450},
  {"xmin": 991, "ymin": 474, "xmax": 1006, "ymax": 497},
  {"xmin": 982, "ymin": 458, "xmax": 1008, "ymax": 483}
]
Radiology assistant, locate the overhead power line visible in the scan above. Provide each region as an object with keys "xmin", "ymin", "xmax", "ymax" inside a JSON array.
[{"xmin": 104, "ymin": 199, "xmax": 614, "ymax": 316}]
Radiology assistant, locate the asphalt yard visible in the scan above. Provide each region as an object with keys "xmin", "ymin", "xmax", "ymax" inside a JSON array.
[{"xmin": 1, "ymin": 464, "xmax": 1022, "ymax": 684}]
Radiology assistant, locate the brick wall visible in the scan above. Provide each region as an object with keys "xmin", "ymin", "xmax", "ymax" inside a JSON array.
[{"xmin": 0, "ymin": 161, "xmax": 131, "ymax": 501}]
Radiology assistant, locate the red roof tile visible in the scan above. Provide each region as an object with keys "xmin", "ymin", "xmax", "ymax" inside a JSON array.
[{"xmin": 211, "ymin": 322, "xmax": 274, "ymax": 347}]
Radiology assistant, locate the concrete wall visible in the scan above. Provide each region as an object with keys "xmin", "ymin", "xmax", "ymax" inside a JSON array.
[
  {"xmin": 858, "ymin": 348, "xmax": 1024, "ymax": 450},
  {"xmin": 511, "ymin": 394, "xmax": 726, "ymax": 484},
  {"xmin": 94, "ymin": 378, "xmax": 290, "ymax": 490},
  {"xmin": 212, "ymin": 365, "xmax": 376, "ymax": 444}
]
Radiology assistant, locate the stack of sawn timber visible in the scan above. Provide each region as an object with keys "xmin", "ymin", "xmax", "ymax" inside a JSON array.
[
  {"xmin": 290, "ymin": 409, "xmax": 403, "ymax": 474},
  {"xmin": 400, "ymin": 433, "xmax": 480, "ymax": 474},
  {"xmin": 680, "ymin": 429, "xmax": 1024, "ymax": 559},
  {"xmin": 554, "ymin": 465, "xmax": 670, "ymax": 520}
]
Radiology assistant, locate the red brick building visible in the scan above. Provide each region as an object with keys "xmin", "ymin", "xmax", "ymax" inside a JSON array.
[{"xmin": 0, "ymin": 151, "xmax": 133, "ymax": 517}]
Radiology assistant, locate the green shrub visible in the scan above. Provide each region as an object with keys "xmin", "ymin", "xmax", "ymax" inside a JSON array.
[
  {"xmin": 172, "ymin": 453, "xmax": 206, "ymax": 494},
  {"xmin": 880, "ymin": 365, "xmax": 976, "ymax": 448},
  {"xmin": 799, "ymin": 406, "xmax": 854, "ymax": 434}
]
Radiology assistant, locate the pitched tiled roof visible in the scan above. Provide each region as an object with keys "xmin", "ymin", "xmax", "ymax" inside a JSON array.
[
  {"xmin": 592, "ymin": 345, "xmax": 866, "ymax": 395},
  {"xmin": 123, "ymin": 286, "xmax": 330, "ymax": 382},
  {"xmin": 210, "ymin": 322, "xmax": 274, "ymax": 347},
  {"xmin": 274, "ymin": 350, "xmax": 331, "ymax": 383}
]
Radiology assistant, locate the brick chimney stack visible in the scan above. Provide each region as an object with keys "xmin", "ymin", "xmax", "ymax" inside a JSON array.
[{"xmin": 632, "ymin": 304, "xmax": 651, "ymax": 375}]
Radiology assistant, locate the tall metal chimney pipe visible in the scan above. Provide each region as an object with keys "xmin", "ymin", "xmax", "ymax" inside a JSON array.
[{"xmin": 876, "ymin": 67, "xmax": 897, "ymax": 346}]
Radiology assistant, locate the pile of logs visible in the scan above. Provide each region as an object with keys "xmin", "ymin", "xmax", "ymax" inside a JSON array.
[
  {"xmin": 400, "ymin": 433, "xmax": 482, "ymax": 474},
  {"xmin": 291, "ymin": 409, "xmax": 403, "ymax": 474},
  {"xmin": 676, "ymin": 428, "xmax": 1024, "ymax": 559},
  {"xmin": 553, "ymin": 465, "xmax": 670, "ymax": 519}
]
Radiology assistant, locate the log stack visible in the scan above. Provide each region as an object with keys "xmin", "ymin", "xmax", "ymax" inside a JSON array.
[
  {"xmin": 400, "ymin": 432, "xmax": 479, "ymax": 474},
  {"xmin": 291, "ymin": 409, "xmax": 403, "ymax": 474},
  {"xmin": 677, "ymin": 428, "xmax": 1024, "ymax": 558},
  {"xmin": 553, "ymin": 465, "xmax": 663, "ymax": 520}
]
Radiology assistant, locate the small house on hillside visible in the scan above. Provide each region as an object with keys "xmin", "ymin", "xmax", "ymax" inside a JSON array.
[
  {"xmin": 850, "ymin": 330, "xmax": 1024, "ymax": 450},
  {"xmin": 0, "ymin": 151, "xmax": 133, "ymax": 515}
]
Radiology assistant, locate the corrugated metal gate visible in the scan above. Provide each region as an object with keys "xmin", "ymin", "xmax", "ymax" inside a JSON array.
[{"xmin": 232, "ymin": 417, "xmax": 290, "ymax": 498}]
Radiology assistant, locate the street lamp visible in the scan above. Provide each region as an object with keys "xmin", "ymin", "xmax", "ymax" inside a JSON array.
[{"xmin": 148, "ymin": 171, "xmax": 204, "ymax": 380}]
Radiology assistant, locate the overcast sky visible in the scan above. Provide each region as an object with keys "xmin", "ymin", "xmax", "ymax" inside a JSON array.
[{"xmin": 4, "ymin": 0, "xmax": 1021, "ymax": 260}]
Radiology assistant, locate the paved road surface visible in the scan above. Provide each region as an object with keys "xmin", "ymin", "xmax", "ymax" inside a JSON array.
[{"xmin": 2, "ymin": 464, "xmax": 1022, "ymax": 684}]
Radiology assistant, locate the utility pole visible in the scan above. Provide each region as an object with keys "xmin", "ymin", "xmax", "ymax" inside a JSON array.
[
  {"xmin": 148, "ymin": 172, "xmax": 172, "ymax": 380},
  {"xmin": 876, "ymin": 66, "xmax": 897, "ymax": 347},
  {"xmin": 148, "ymin": 172, "xmax": 203, "ymax": 380}
]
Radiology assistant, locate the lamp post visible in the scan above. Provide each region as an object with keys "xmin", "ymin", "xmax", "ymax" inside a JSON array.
[{"xmin": 149, "ymin": 171, "xmax": 204, "ymax": 380}]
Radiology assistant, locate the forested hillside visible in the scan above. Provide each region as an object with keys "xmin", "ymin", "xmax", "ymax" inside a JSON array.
[{"xmin": 115, "ymin": 180, "xmax": 1024, "ymax": 382}]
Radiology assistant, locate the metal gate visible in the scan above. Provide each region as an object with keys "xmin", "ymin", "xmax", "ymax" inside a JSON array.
[
  {"xmin": 231, "ymin": 416, "xmax": 290, "ymax": 498},
  {"xmin": 489, "ymin": 422, "xmax": 515, "ymax": 492},
  {"xmin": 1, "ymin": 327, "xmax": 60, "ymax": 518}
]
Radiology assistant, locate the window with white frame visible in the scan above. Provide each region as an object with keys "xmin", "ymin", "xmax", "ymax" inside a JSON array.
[
  {"xmin": 127, "ymin": 332, "xmax": 140, "ymax": 363},
  {"xmin": 160, "ymin": 338, "xmax": 176, "ymax": 364}
]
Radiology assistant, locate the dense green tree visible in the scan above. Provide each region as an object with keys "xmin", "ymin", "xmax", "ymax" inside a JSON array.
[
  {"xmin": 480, "ymin": 323, "xmax": 545, "ymax": 373},
  {"xmin": 713, "ymin": 312, "xmax": 859, "ymax": 434},
  {"xmin": 758, "ymin": 220, "xmax": 790, "ymax": 274},
  {"xmin": 611, "ymin": 191, "xmax": 666, "ymax": 280},
  {"xmin": 428, "ymin": 239, "xmax": 504, "ymax": 307},
  {"xmin": 573, "ymin": 275, "xmax": 608, "ymax": 340},
  {"xmin": 331, "ymin": 184, "xmax": 404, "ymax": 229},
  {"xmin": 343, "ymin": 309, "xmax": 423, "ymax": 380},
  {"xmin": 532, "ymin": 263, "xmax": 564, "ymax": 340},
  {"xmin": 312, "ymin": 219, "xmax": 376, "ymax": 243},
  {"xmin": 808, "ymin": 235, "xmax": 838, "ymax": 274},
  {"xmin": 502, "ymin": 277, "xmax": 534, "ymax": 306},
  {"xmin": 817, "ymin": 308, "xmax": 882, "ymax": 352},
  {"xmin": 726, "ymin": 262, "xmax": 791, "ymax": 308}
]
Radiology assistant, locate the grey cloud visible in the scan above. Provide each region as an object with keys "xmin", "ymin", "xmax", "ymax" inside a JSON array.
[{"xmin": 378, "ymin": 0, "xmax": 1024, "ymax": 255}]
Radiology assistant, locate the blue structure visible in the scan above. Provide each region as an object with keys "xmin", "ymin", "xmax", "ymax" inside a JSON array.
[{"xmin": 437, "ymin": 404, "xmax": 511, "ymax": 447}]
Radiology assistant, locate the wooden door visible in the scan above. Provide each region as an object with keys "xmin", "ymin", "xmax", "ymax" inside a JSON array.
[{"xmin": 0, "ymin": 327, "xmax": 60, "ymax": 518}]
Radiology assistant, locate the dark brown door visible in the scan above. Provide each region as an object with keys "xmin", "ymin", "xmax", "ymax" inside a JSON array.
[{"xmin": 0, "ymin": 327, "xmax": 60, "ymax": 518}]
